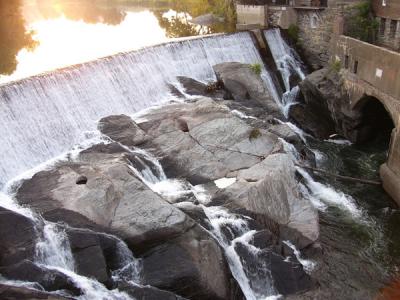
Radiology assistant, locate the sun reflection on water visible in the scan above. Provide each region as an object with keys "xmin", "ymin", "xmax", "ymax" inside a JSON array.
[{"xmin": 1, "ymin": 11, "xmax": 168, "ymax": 84}]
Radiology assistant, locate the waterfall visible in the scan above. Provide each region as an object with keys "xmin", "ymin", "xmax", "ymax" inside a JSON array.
[
  {"xmin": 264, "ymin": 28, "xmax": 306, "ymax": 116},
  {"xmin": 0, "ymin": 32, "xmax": 275, "ymax": 189},
  {"xmin": 124, "ymin": 145, "xmax": 281, "ymax": 299},
  {"xmin": 0, "ymin": 189, "xmax": 140, "ymax": 300}
]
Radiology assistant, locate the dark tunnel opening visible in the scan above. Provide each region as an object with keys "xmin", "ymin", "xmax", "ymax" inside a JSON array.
[{"xmin": 355, "ymin": 96, "xmax": 395, "ymax": 148}]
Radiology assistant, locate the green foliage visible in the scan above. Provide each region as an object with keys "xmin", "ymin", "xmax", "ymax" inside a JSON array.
[
  {"xmin": 287, "ymin": 24, "xmax": 300, "ymax": 43},
  {"xmin": 249, "ymin": 63, "xmax": 262, "ymax": 76},
  {"xmin": 249, "ymin": 128, "xmax": 262, "ymax": 141},
  {"xmin": 345, "ymin": 0, "xmax": 379, "ymax": 43},
  {"xmin": 330, "ymin": 60, "xmax": 341, "ymax": 73}
]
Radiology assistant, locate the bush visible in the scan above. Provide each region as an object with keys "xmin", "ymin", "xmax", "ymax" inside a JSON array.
[
  {"xmin": 330, "ymin": 60, "xmax": 341, "ymax": 73},
  {"xmin": 249, "ymin": 128, "xmax": 262, "ymax": 140},
  {"xmin": 345, "ymin": 0, "xmax": 379, "ymax": 43},
  {"xmin": 249, "ymin": 63, "xmax": 262, "ymax": 76},
  {"xmin": 287, "ymin": 24, "xmax": 300, "ymax": 43}
]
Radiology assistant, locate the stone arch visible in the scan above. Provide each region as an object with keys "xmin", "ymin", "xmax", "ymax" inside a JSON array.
[{"xmin": 352, "ymin": 94, "xmax": 395, "ymax": 145}]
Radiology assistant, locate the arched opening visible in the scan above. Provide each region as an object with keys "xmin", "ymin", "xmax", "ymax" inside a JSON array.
[{"xmin": 354, "ymin": 96, "xmax": 394, "ymax": 148}]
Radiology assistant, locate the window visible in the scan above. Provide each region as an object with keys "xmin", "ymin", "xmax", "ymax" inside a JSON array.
[
  {"xmin": 345, "ymin": 55, "xmax": 349, "ymax": 69},
  {"xmin": 380, "ymin": 18, "xmax": 386, "ymax": 35},
  {"xmin": 310, "ymin": 15, "xmax": 318, "ymax": 29},
  {"xmin": 390, "ymin": 20, "xmax": 397, "ymax": 39},
  {"xmin": 353, "ymin": 60, "xmax": 358, "ymax": 74},
  {"xmin": 382, "ymin": 0, "xmax": 386, "ymax": 7}
]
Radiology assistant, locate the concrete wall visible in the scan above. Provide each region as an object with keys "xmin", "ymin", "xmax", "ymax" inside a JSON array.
[
  {"xmin": 333, "ymin": 35, "xmax": 400, "ymax": 101},
  {"xmin": 236, "ymin": 4, "xmax": 268, "ymax": 27}
]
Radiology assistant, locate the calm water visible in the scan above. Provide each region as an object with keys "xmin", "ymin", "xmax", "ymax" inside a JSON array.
[{"xmin": 0, "ymin": 0, "xmax": 235, "ymax": 83}]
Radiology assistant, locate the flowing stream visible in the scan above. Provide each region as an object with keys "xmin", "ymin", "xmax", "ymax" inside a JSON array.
[{"xmin": 0, "ymin": 28, "xmax": 398, "ymax": 299}]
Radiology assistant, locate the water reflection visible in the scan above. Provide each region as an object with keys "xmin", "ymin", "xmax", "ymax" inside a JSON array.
[
  {"xmin": 0, "ymin": 0, "xmax": 235, "ymax": 83},
  {"xmin": 0, "ymin": 1, "xmax": 38, "ymax": 75}
]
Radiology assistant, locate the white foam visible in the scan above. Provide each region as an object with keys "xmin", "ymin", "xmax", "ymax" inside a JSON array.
[
  {"xmin": 283, "ymin": 240, "xmax": 316, "ymax": 273},
  {"xmin": 214, "ymin": 177, "xmax": 237, "ymax": 189}
]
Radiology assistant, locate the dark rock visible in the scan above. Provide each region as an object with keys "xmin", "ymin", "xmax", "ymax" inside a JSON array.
[
  {"xmin": 0, "ymin": 284, "xmax": 72, "ymax": 300},
  {"xmin": 289, "ymin": 103, "xmax": 335, "ymax": 139},
  {"xmin": 177, "ymin": 76, "xmax": 228, "ymax": 99},
  {"xmin": 66, "ymin": 228, "xmax": 111, "ymax": 285},
  {"xmin": 142, "ymin": 226, "xmax": 233, "ymax": 300},
  {"xmin": 295, "ymin": 68, "xmax": 364, "ymax": 141},
  {"xmin": 213, "ymin": 62, "xmax": 282, "ymax": 117},
  {"xmin": 0, "ymin": 207, "xmax": 40, "ymax": 267},
  {"xmin": 0, "ymin": 260, "xmax": 82, "ymax": 296},
  {"xmin": 117, "ymin": 281, "xmax": 188, "ymax": 300},
  {"xmin": 270, "ymin": 252, "xmax": 313, "ymax": 295},
  {"xmin": 98, "ymin": 115, "xmax": 149, "ymax": 147}
]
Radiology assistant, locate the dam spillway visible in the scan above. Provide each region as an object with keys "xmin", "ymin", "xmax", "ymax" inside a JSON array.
[{"xmin": 0, "ymin": 31, "xmax": 273, "ymax": 187}]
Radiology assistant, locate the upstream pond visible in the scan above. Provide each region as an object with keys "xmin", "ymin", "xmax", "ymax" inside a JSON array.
[{"xmin": 0, "ymin": 0, "xmax": 235, "ymax": 83}]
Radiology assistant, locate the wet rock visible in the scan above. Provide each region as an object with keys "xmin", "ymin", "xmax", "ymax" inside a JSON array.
[
  {"xmin": 0, "ymin": 207, "xmax": 40, "ymax": 267},
  {"xmin": 98, "ymin": 114, "xmax": 149, "ymax": 147},
  {"xmin": 0, "ymin": 260, "xmax": 82, "ymax": 296},
  {"xmin": 66, "ymin": 228, "xmax": 114, "ymax": 285},
  {"xmin": 117, "ymin": 281, "xmax": 188, "ymax": 300},
  {"xmin": 218, "ymin": 153, "xmax": 319, "ymax": 249},
  {"xmin": 177, "ymin": 76, "xmax": 228, "ymax": 99},
  {"xmin": 268, "ymin": 123, "xmax": 301, "ymax": 144},
  {"xmin": 16, "ymin": 144, "xmax": 194, "ymax": 252},
  {"xmin": 142, "ymin": 226, "xmax": 233, "ymax": 300},
  {"xmin": 270, "ymin": 252, "xmax": 313, "ymax": 295},
  {"xmin": 0, "ymin": 284, "xmax": 72, "ymax": 300},
  {"xmin": 213, "ymin": 62, "xmax": 282, "ymax": 117},
  {"xmin": 294, "ymin": 68, "xmax": 363, "ymax": 141}
]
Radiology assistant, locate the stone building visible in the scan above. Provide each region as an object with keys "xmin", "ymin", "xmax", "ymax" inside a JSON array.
[{"xmin": 373, "ymin": 0, "xmax": 400, "ymax": 51}]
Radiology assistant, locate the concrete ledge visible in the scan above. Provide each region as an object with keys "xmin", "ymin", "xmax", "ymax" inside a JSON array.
[{"xmin": 380, "ymin": 163, "xmax": 400, "ymax": 206}]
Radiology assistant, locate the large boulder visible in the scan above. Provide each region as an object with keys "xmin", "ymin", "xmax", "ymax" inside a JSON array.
[
  {"xmin": 124, "ymin": 98, "xmax": 282, "ymax": 184},
  {"xmin": 176, "ymin": 76, "xmax": 228, "ymax": 99},
  {"xmin": 142, "ymin": 226, "xmax": 235, "ymax": 300},
  {"xmin": 117, "ymin": 282, "xmax": 188, "ymax": 300},
  {"xmin": 0, "ymin": 207, "xmax": 40, "ymax": 267},
  {"xmin": 0, "ymin": 260, "xmax": 82, "ymax": 296},
  {"xmin": 215, "ymin": 153, "xmax": 319, "ymax": 249},
  {"xmin": 213, "ymin": 62, "xmax": 281, "ymax": 116},
  {"xmin": 98, "ymin": 114, "xmax": 149, "ymax": 147},
  {"xmin": 293, "ymin": 68, "xmax": 363, "ymax": 141},
  {"xmin": 15, "ymin": 143, "xmax": 194, "ymax": 252},
  {"xmin": 0, "ymin": 284, "xmax": 72, "ymax": 300}
]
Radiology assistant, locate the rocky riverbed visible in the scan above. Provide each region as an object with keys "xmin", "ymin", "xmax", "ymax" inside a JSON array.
[{"xmin": 0, "ymin": 61, "xmax": 393, "ymax": 300}]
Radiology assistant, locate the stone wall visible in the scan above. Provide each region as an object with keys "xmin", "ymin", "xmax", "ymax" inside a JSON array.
[
  {"xmin": 295, "ymin": 7, "xmax": 339, "ymax": 69},
  {"xmin": 373, "ymin": 0, "xmax": 400, "ymax": 20},
  {"xmin": 268, "ymin": 6, "xmax": 297, "ymax": 29}
]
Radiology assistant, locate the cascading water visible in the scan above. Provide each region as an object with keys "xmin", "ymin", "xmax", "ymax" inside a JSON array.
[
  {"xmin": 1, "ymin": 179, "xmax": 140, "ymax": 300},
  {"xmin": 0, "ymin": 31, "xmax": 277, "ymax": 189},
  {"xmin": 121, "ymin": 144, "xmax": 282, "ymax": 299},
  {"xmin": 264, "ymin": 28, "xmax": 306, "ymax": 116}
]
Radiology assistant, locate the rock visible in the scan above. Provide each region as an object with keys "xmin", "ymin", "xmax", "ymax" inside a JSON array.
[
  {"xmin": 218, "ymin": 153, "xmax": 319, "ymax": 249},
  {"xmin": 117, "ymin": 281, "xmax": 188, "ymax": 300},
  {"xmin": 295, "ymin": 68, "xmax": 363, "ymax": 141},
  {"xmin": 176, "ymin": 76, "xmax": 227, "ymax": 99},
  {"xmin": 142, "ymin": 226, "xmax": 233, "ymax": 300},
  {"xmin": 270, "ymin": 252, "xmax": 313, "ymax": 295},
  {"xmin": 137, "ymin": 98, "xmax": 282, "ymax": 184},
  {"xmin": 0, "ymin": 207, "xmax": 40, "ymax": 267},
  {"xmin": 0, "ymin": 284, "xmax": 72, "ymax": 300},
  {"xmin": 16, "ymin": 143, "xmax": 194, "ymax": 252},
  {"xmin": 66, "ymin": 228, "xmax": 114, "ymax": 285},
  {"xmin": 0, "ymin": 260, "xmax": 82, "ymax": 296},
  {"xmin": 268, "ymin": 123, "xmax": 300, "ymax": 144},
  {"xmin": 98, "ymin": 114, "xmax": 149, "ymax": 147},
  {"xmin": 213, "ymin": 62, "xmax": 281, "ymax": 117}
]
